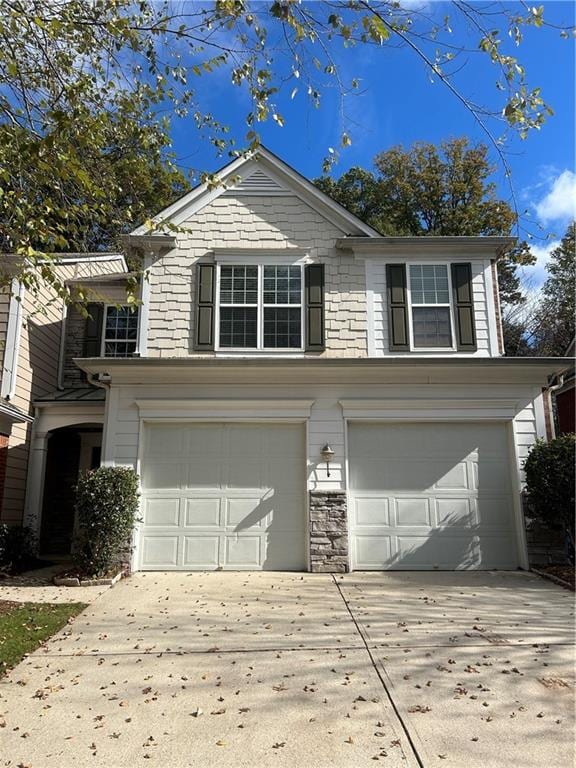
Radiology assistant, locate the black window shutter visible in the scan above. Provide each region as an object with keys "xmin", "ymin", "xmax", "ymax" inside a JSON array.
[
  {"xmin": 305, "ymin": 264, "xmax": 325, "ymax": 352},
  {"xmin": 386, "ymin": 264, "xmax": 409, "ymax": 351},
  {"xmin": 194, "ymin": 263, "xmax": 215, "ymax": 351},
  {"xmin": 451, "ymin": 263, "xmax": 477, "ymax": 351},
  {"xmin": 83, "ymin": 303, "xmax": 104, "ymax": 357}
]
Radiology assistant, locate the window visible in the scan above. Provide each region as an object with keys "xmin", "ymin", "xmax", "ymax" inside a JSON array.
[
  {"xmin": 409, "ymin": 264, "xmax": 453, "ymax": 348},
  {"xmin": 102, "ymin": 306, "xmax": 139, "ymax": 357},
  {"xmin": 218, "ymin": 264, "xmax": 303, "ymax": 350}
]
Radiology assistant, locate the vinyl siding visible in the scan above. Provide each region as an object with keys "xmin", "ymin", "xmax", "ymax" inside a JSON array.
[
  {"xmin": 0, "ymin": 257, "xmax": 125, "ymax": 524},
  {"xmin": 146, "ymin": 195, "xmax": 368, "ymax": 358}
]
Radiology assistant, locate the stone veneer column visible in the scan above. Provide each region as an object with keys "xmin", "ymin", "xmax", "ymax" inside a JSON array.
[{"xmin": 309, "ymin": 491, "xmax": 349, "ymax": 573}]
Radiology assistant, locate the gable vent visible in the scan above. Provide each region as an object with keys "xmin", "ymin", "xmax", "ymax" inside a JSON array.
[{"xmin": 223, "ymin": 168, "xmax": 289, "ymax": 196}]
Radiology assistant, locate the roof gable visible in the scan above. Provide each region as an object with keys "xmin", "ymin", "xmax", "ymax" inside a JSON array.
[{"xmin": 131, "ymin": 147, "xmax": 378, "ymax": 237}]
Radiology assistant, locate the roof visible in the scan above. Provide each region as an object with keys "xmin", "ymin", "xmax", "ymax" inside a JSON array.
[
  {"xmin": 337, "ymin": 236, "xmax": 515, "ymax": 258},
  {"xmin": 129, "ymin": 146, "xmax": 380, "ymax": 239},
  {"xmin": 0, "ymin": 401, "xmax": 34, "ymax": 424},
  {"xmin": 66, "ymin": 272, "xmax": 135, "ymax": 285},
  {"xmin": 34, "ymin": 387, "xmax": 106, "ymax": 404}
]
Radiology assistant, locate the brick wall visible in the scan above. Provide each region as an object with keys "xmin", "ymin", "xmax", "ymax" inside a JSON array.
[{"xmin": 146, "ymin": 195, "xmax": 368, "ymax": 358}]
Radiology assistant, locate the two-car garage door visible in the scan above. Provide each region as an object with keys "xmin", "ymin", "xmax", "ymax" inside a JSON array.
[
  {"xmin": 348, "ymin": 422, "xmax": 518, "ymax": 570},
  {"xmin": 138, "ymin": 419, "xmax": 519, "ymax": 571},
  {"xmin": 139, "ymin": 423, "xmax": 306, "ymax": 570}
]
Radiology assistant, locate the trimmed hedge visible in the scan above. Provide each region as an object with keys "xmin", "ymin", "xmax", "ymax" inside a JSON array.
[
  {"xmin": 524, "ymin": 434, "xmax": 575, "ymax": 559},
  {"xmin": 73, "ymin": 466, "xmax": 140, "ymax": 577}
]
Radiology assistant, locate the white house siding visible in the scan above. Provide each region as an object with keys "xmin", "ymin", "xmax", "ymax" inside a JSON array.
[
  {"xmin": 367, "ymin": 258, "xmax": 497, "ymax": 357},
  {"xmin": 146, "ymin": 195, "xmax": 368, "ymax": 358},
  {"xmin": 0, "ymin": 257, "xmax": 125, "ymax": 525},
  {"xmin": 102, "ymin": 378, "xmax": 545, "ymax": 571}
]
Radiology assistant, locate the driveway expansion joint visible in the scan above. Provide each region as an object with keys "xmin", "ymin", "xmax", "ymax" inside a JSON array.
[{"xmin": 331, "ymin": 574, "xmax": 426, "ymax": 768}]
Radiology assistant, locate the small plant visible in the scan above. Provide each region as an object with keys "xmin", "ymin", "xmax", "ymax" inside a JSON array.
[
  {"xmin": 73, "ymin": 466, "xmax": 140, "ymax": 577},
  {"xmin": 0, "ymin": 524, "xmax": 37, "ymax": 573},
  {"xmin": 524, "ymin": 434, "xmax": 575, "ymax": 562}
]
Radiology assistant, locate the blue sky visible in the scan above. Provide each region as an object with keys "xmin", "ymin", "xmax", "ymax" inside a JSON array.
[{"xmin": 166, "ymin": 1, "xmax": 575, "ymax": 292}]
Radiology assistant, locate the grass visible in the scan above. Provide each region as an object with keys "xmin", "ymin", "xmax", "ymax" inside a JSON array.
[{"xmin": 0, "ymin": 601, "xmax": 87, "ymax": 677}]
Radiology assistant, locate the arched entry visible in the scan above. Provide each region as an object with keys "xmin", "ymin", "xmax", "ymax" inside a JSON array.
[{"xmin": 39, "ymin": 423, "xmax": 102, "ymax": 556}]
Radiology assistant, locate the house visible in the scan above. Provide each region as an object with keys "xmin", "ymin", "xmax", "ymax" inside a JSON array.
[
  {"xmin": 553, "ymin": 337, "xmax": 575, "ymax": 436},
  {"xmin": 0, "ymin": 253, "xmax": 127, "ymax": 547},
  {"xmin": 6, "ymin": 147, "xmax": 573, "ymax": 572}
]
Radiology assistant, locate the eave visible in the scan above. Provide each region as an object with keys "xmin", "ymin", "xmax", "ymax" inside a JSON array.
[
  {"xmin": 337, "ymin": 236, "xmax": 515, "ymax": 259},
  {"xmin": 74, "ymin": 356, "xmax": 574, "ymax": 388}
]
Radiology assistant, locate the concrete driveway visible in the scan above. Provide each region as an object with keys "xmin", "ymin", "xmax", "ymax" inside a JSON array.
[{"xmin": 0, "ymin": 571, "xmax": 573, "ymax": 768}]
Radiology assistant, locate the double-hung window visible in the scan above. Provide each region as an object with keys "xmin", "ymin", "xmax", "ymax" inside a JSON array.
[
  {"xmin": 218, "ymin": 264, "xmax": 303, "ymax": 350},
  {"xmin": 408, "ymin": 264, "xmax": 453, "ymax": 349},
  {"xmin": 102, "ymin": 306, "xmax": 139, "ymax": 357}
]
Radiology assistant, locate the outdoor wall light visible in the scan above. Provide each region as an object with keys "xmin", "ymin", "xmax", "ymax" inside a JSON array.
[{"xmin": 320, "ymin": 444, "xmax": 335, "ymax": 477}]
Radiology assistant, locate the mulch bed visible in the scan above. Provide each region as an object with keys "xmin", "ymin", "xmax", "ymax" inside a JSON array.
[{"xmin": 535, "ymin": 564, "xmax": 575, "ymax": 590}]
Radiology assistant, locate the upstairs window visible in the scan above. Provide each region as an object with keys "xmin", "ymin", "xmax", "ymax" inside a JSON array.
[
  {"xmin": 217, "ymin": 264, "xmax": 303, "ymax": 350},
  {"xmin": 408, "ymin": 264, "xmax": 453, "ymax": 349},
  {"xmin": 102, "ymin": 306, "xmax": 139, "ymax": 357}
]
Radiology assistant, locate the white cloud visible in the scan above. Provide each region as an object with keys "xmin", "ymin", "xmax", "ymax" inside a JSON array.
[
  {"xmin": 520, "ymin": 239, "xmax": 560, "ymax": 294},
  {"xmin": 534, "ymin": 169, "xmax": 576, "ymax": 224}
]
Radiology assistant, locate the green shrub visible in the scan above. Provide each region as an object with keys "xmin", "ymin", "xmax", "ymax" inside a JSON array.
[
  {"xmin": 73, "ymin": 466, "xmax": 140, "ymax": 577},
  {"xmin": 524, "ymin": 434, "xmax": 575, "ymax": 558},
  {"xmin": 0, "ymin": 524, "xmax": 36, "ymax": 572}
]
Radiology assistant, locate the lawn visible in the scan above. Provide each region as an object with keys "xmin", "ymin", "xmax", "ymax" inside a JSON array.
[{"xmin": 0, "ymin": 600, "xmax": 86, "ymax": 676}]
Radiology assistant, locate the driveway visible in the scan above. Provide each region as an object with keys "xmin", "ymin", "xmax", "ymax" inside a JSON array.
[{"xmin": 0, "ymin": 571, "xmax": 573, "ymax": 768}]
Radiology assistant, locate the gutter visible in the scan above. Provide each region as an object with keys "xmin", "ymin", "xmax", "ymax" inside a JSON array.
[{"xmin": 74, "ymin": 355, "xmax": 575, "ymax": 371}]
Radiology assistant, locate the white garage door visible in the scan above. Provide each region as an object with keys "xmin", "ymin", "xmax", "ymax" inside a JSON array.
[
  {"xmin": 349, "ymin": 422, "xmax": 518, "ymax": 570},
  {"xmin": 139, "ymin": 423, "xmax": 306, "ymax": 570}
]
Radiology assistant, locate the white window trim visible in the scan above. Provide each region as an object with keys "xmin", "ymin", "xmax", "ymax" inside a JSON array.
[
  {"xmin": 101, "ymin": 304, "xmax": 140, "ymax": 358},
  {"xmin": 406, "ymin": 262, "xmax": 457, "ymax": 352},
  {"xmin": 215, "ymin": 263, "xmax": 305, "ymax": 353}
]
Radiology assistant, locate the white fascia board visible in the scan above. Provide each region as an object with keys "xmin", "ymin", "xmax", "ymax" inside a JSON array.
[
  {"xmin": 135, "ymin": 398, "xmax": 315, "ymax": 420},
  {"xmin": 39, "ymin": 254, "xmax": 128, "ymax": 271},
  {"xmin": 130, "ymin": 148, "xmax": 379, "ymax": 238}
]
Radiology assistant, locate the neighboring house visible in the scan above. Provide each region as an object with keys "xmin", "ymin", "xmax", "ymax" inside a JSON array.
[
  {"xmin": 0, "ymin": 253, "xmax": 127, "ymax": 545},
  {"xmin": 553, "ymin": 337, "xmax": 575, "ymax": 436},
  {"xmin": 10, "ymin": 148, "xmax": 573, "ymax": 572}
]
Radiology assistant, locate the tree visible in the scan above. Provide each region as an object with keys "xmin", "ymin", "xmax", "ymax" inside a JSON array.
[
  {"xmin": 3, "ymin": 118, "xmax": 189, "ymax": 254},
  {"xmin": 315, "ymin": 138, "xmax": 535, "ymax": 307},
  {"xmin": 0, "ymin": 0, "xmax": 572, "ymax": 302},
  {"xmin": 531, "ymin": 223, "xmax": 576, "ymax": 356}
]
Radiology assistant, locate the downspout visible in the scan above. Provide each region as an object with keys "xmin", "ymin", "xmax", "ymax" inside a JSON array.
[
  {"xmin": 1, "ymin": 279, "xmax": 25, "ymax": 400},
  {"xmin": 57, "ymin": 302, "xmax": 68, "ymax": 390},
  {"xmin": 544, "ymin": 372, "xmax": 566, "ymax": 441}
]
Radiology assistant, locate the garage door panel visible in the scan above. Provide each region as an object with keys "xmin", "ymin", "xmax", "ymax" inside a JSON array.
[
  {"xmin": 144, "ymin": 498, "xmax": 180, "ymax": 527},
  {"xmin": 140, "ymin": 423, "xmax": 305, "ymax": 571},
  {"xmin": 354, "ymin": 535, "xmax": 392, "ymax": 568},
  {"xmin": 184, "ymin": 498, "xmax": 222, "ymax": 527},
  {"xmin": 183, "ymin": 535, "xmax": 220, "ymax": 568},
  {"xmin": 435, "ymin": 462, "xmax": 468, "ymax": 490},
  {"xmin": 186, "ymin": 459, "xmax": 222, "ymax": 489},
  {"xmin": 142, "ymin": 461, "xmax": 183, "ymax": 490},
  {"xmin": 354, "ymin": 498, "xmax": 390, "ymax": 527},
  {"xmin": 396, "ymin": 498, "xmax": 430, "ymax": 526},
  {"xmin": 226, "ymin": 497, "xmax": 267, "ymax": 529},
  {"xmin": 225, "ymin": 535, "xmax": 262, "ymax": 567},
  {"xmin": 349, "ymin": 422, "xmax": 517, "ymax": 570},
  {"xmin": 435, "ymin": 498, "xmax": 473, "ymax": 527},
  {"xmin": 141, "ymin": 535, "xmax": 179, "ymax": 567},
  {"xmin": 395, "ymin": 535, "xmax": 479, "ymax": 569}
]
